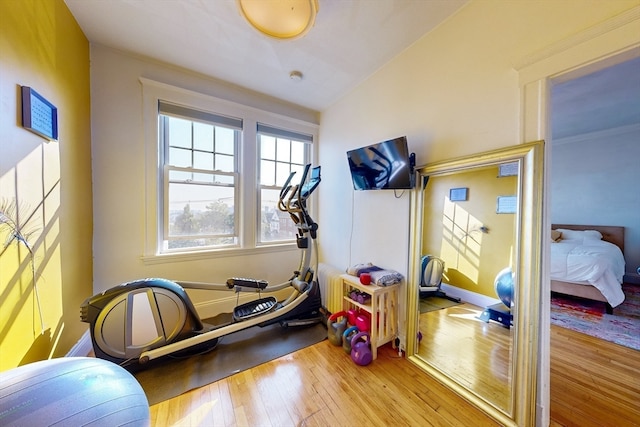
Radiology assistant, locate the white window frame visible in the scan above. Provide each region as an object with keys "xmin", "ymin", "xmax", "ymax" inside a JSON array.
[{"xmin": 140, "ymin": 78, "xmax": 318, "ymax": 263}]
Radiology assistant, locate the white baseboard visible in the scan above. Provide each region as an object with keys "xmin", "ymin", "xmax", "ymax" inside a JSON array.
[
  {"xmin": 66, "ymin": 330, "xmax": 93, "ymax": 357},
  {"xmin": 194, "ymin": 295, "xmax": 239, "ymax": 319},
  {"xmin": 440, "ymin": 283, "xmax": 501, "ymax": 308}
]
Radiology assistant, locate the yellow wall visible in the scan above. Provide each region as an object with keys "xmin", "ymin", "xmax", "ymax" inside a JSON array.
[
  {"xmin": 317, "ymin": 0, "xmax": 639, "ymax": 275},
  {"xmin": 0, "ymin": 0, "xmax": 92, "ymax": 371},
  {"xmin": 422, "ymin": 166, "xmax": 517, "ymax": 297}
]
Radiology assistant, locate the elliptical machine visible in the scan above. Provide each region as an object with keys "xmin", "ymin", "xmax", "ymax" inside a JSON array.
[{"xmin": 81, "ymin": 164, "xmax": 324, "ymax": 368}]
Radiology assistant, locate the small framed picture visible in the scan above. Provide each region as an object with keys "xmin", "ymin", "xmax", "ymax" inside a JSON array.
[
  {"xmin": 21, "ymin": 86, "xmax": 58, "ymax": 141},
  {"xmin": 449, "ymin": 187, "xmax": 468, "ymax": 202},
  {"xmin": 498, "ymin": 161, "xmax": 519, "ymax": 177},
  {"xmin": 497, "ymin": 195, "xmax": 518, "ymax": 214}
]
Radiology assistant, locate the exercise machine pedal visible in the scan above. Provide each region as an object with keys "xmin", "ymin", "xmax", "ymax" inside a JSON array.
[
  {"xmin": 226, "ymin": 277, "xmax": 269, "ymax": 290},
  {"xmin": 233, "ymin": 297, "xmax": 277, "ymax": 321}
]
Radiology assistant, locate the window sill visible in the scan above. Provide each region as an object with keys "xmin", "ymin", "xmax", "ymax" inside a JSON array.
[{"xmin": 141, "ymin": 243, "xmax": 299, "ymax": 265}]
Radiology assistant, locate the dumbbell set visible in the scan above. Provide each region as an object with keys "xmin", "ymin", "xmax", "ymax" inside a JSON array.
[
  {"xmin": 326, "ymin": 310, "xmax": 373, "ymax": 366},
  {"xmin": 348, "ymin": 290, "xmax": 371, "ymax": 305}
]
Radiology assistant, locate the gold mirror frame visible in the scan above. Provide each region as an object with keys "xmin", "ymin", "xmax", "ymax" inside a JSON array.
[{"xmin": 406, "ymin": 141, "xmax": 544, "ymax": 427}]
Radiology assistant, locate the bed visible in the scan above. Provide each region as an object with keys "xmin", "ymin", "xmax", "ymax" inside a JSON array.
[{"xmin": 550, "ymin": 224, "xmax": 626, "ymax": 314}]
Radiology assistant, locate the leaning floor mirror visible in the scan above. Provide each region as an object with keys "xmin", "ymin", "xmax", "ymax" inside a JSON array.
[{"xmin": 406, "ymin": 141, "xmax": 544, "ymax": 427}]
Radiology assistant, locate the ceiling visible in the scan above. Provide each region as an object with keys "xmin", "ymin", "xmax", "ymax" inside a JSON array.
[
  {"xmin": 552, "ymin": 55, "xmax": 640, "ymax": 140},
  {"xmin": 64, "ymin": 0, "xmax": 469, "ymax": 112},
  {"xmin": 64, "ymin": 0, "xmax": 639, "ymax": 137}
]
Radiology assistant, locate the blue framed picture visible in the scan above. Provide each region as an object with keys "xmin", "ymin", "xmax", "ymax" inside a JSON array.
[
  {"xmin": 449, "ymin": 187, "xmax": 468, "ymax": 202},
  {"xmin": 21, "ymin": 86, "xmax": 58, "ymax": 141}
]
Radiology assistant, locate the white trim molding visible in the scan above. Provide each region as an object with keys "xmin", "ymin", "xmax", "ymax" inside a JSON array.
[
  {"xmin": 66, "ymin": 330, "xmax": 93, "ymax": 357},
  {"xmin": 514, "ymin": 6, "xmax": 640, "ymax": 71},
  {"xmin": 517, "ymin": 7, "xmax": 640, "ymax": 427}
]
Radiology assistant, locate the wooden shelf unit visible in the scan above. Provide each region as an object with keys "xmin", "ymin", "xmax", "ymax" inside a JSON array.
[{"xmin": 340, "ymin": 274, "xmax": 399, "ymax": 359}]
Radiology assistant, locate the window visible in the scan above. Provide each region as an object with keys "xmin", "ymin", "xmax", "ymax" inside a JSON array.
[
  {"xmin": 159, "ymin": 101, "xmax": 242, "ymax": 252},
  {"xmin": 257, "ymin": 124, "xmax": 312, "ymax": 244},
  {"xmin": 141, "ymin": 78, "xmax": 318, "ymax": 261}
]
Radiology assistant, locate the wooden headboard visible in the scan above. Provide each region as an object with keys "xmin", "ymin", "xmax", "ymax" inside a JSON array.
[{"xmin": 552, "ymin": 224, "xmax": 625, "ymax": 253}]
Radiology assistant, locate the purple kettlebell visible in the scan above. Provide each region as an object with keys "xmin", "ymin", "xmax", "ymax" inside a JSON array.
[{"xmin": 350, "ymin": 332, "xmax": 372, "ymax": 366}]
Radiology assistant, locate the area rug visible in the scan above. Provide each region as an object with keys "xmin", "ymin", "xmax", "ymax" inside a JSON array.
[
  {"xmin": 133, "ymin": 321, "xmax": 327, "ymax": 405},
  {"xmin": 550, "ymin": 284, "xmax": 640, "ymax": 351},
  {"xmin": 420, "ymin": 296, "xmax": 461, "ymax": 313}
]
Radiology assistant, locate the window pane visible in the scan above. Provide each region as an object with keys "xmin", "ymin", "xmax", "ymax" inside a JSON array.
[
  {"xmin": 216, "ymin": 127, "xmax": 235, "ymax": 155},
  {"xmin": 168, "ymin": 182, "xmax": 235, "ymax": 236},
  {"xmin": 170, "ymin": 170, "xmax": 234, "ymax": 186},
  {"xmin": 215, "ymin": 174, "xmax": 234, "ymax": 185},
  {"xmin": 169, "ymin": 169, "xmax": 192, "ymax": 182},
  {"xmin": 291, "ymin": 141, "xmax": 305, "ymax": 164},
  {"xmin": 194, "ymin": 151, "xmax": 213, "ymax": 170},
  {"xmin": 193, "ymin": 122, "xmax": 214, "ymax": 151},
  {"xmin": 170, "ymin": 147, "xmax": 192, "ymax": 168},
  {"xmin": 215, "ymin": 153, "xmax": 234, "ymax": 172},
  {"xmin": 200, "ymin": 199, "xmax": 235, "ymax": 234},
  {"xmin": 260, "ymin": 188, "xmax": 297, "ymax": 242},
  {"xmin": 261, "ymin": 160, "xmax": 275, "ymax": 186},
  {"xmin": 167, "ymin": 236, "xmax": 237, "ymax": 250},
  {"xmin": 275, "ymin": 162, "xmax": 291, "ymax": 186},
  {"xmin": 192, "ymin": 172, "xmax": 214, "ymax": 184},
  {"xmin": 261, "ymin": 135, "xmax": 276, "ymax": 160},
  {"xmin": 291, "ymin": 163, "xmax": 304, "ymax": 180},
  {"xmin": 276, "ymin": 138, "xmax": 290, "ymax": 162},
  {"xmin": 168, "ymin": 117, "xmax": 192, "ymax": 148}
]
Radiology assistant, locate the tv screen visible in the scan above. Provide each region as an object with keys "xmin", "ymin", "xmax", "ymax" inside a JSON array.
[{"xmin": 347, "ymin": 136, "xmax": 414, "ymax": 190}]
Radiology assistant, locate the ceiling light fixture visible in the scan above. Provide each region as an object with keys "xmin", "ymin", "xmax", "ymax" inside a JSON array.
[
  {"xmin": 289, "ymin": 70, "xmax": 303, "ymax": 81},
  {"xmin": 237, "ymin": 0, "xmax": 319, "ymax": 40}
]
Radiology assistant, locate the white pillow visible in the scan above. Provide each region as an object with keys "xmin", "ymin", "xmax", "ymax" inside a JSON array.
[
  {"xmin": 557, "ymin": 229, "xmax": 603, "ymax": 241},
  {"xmin": 582, "ymin": 230, "xmax": 604, "ymax": 240}
]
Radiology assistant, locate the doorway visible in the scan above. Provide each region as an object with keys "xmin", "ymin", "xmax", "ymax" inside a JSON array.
[{"xmin": 547, "ymin": 53, "xmax": 640, "ymax": 426}]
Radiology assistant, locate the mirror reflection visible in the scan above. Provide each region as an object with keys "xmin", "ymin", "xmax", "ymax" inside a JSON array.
[
  {"xmin": 417, "ymin": 162, "xmax": 518, "ymax": 412},
  {"xmin": 407, "ymin": 141, "xmax": 543, "ymax": 426}
]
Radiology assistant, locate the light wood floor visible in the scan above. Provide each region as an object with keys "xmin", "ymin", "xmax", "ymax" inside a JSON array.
[
  {"xmin": 149, "ymin": 338, "xmax": 499, "ymax": 426},
  {"xmin": 149, "ymin": 323, "xmax": 640, "ymax": 427},
  {"xmin": 549, "ymin": 324, "xmax": 640, "ymax": 427},
  {"xmin": 418, "ymin": 303, "xmax": 512, "ymax": 412}
]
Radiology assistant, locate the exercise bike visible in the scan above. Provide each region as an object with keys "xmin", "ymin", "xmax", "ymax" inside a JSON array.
[{"xmin": 81, "ymin": 164, "xmax": 324, "ymax": 369}]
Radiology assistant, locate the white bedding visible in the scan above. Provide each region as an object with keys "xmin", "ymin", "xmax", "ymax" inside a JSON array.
[{"xmin": 550, "ymin": 234, "xmax": 625, "ymax": 307}]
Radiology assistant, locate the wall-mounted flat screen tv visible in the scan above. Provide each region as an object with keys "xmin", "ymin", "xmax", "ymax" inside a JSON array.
[{"xmin": 347, "ymin": 136, "xmax": 415, "ymax": 190}]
